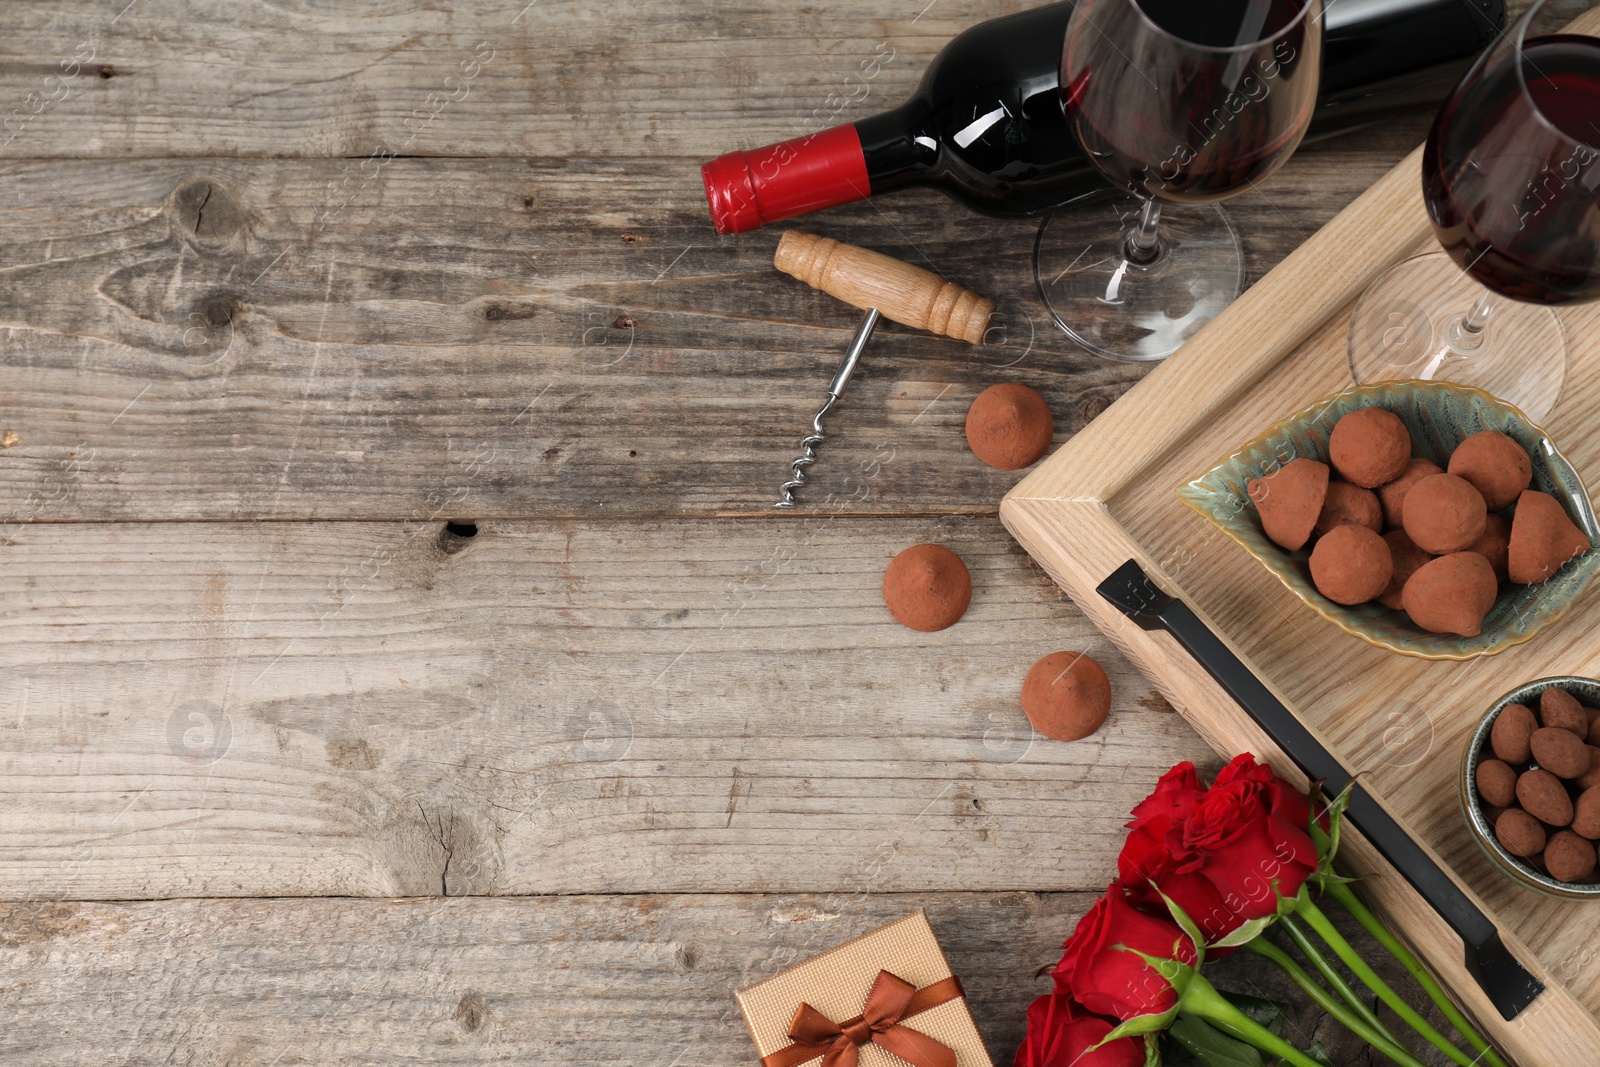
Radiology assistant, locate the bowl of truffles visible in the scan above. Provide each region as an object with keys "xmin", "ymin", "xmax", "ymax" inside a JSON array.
[
  {"xmin": 1463, "ymin": 678, "xmax": 1600, "ymax": 897},
  {"xmin": 1178, "ymin": 381, "xmax": 1598, "ymax": 658}
]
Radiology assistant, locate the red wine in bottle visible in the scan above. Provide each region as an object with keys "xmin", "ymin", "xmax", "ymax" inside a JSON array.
[{"xmin": 702, "ymin": 0, "xmax": 1504, "ymax": 234}]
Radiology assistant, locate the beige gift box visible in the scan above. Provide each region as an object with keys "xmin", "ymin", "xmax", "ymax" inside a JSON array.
[{"xmin": 735, "ymin": 910, "xmax": 996, "ymax": 1067}]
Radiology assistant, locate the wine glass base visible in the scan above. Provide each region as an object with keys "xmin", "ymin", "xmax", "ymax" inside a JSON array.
[
  {"xmin": 1348, "ymin": 251, "xmax": 1566, "ymax": 422},
  {"xmin": 1034, "ymin": 195, "xmax": 1242, "ymax": 363}
]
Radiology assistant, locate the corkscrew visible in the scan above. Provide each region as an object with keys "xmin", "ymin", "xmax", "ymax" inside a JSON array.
[{"xmin": 770, "ymin": 231, "xmax": 994, "ymax": 508}]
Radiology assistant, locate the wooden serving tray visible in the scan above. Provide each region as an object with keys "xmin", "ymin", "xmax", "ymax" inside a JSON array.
[{"xmin": 1001, "ymin": 8, "xmax": 1600, "ymax": 1063}]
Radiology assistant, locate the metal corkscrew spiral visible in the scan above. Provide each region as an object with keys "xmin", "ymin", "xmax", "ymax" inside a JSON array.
[{"xmin": 774, "ymin": 307, "xmax": 880, "ymax": 508}]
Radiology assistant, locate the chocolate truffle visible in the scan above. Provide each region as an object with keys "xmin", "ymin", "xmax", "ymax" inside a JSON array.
[
  {"xmin": 1540, "ymin": 686, "xmax": 1589, "ymax": 738},
  {"xmin": 1310, "ymin": 524, "xmax": 1393, "ymax": 605},
  {"xmin": 1402, "ymin": 473, "xmax": 1488, "ymax": 554},
  {"xmin": 1377, "ymin": 457, "xmax": 1444, "ymax": 529},
  {"xmin": 1330, "ymin": 407, "xmax": 1412, "ymax": 488},
  {"xmin": 965, "ymin": 384, "xmax": 1053, "ymax": 470},
  {"xmin": 1401, "ymin": 552, "xmax": 1497, "ymax": 637},
  {"xmin": 882, "ymin": 544, "xmax": 972, "ymax": 632},
  {"xmin": 1530, "ymin": 726, "xmax": 1590, "ymax": 779},
  {"xmin": 1573, "ymin": 787, "xmax": 1600, "ymax": 840},
  {"xmin": 1475, "ymin": 758, "xmax": 1518, "ymax": 808},
  {"xmin": 1313, "ymin": 481, "xmax": 1383, "ymax": 539},
  {"xmin": 1508, "ymin": 490, "xmax": 1591, "ymax": 584},
  {"xmin": 1449, "ymin": 430, "xmax": 1533, "ymax": 510},
  {"xmin": 1545, "ymin": 831, "xmax": 1597, "ymax": 882},
  {"xmin": 1377, "ymin": 530, "xmax": 1432, "ymax": 611},
  {"xmin": 1466, "ymin": 513, "xmax": 1511, "ymax": 584},
  {"xmin": 1575, "ymin": 747, "xmax": 1600, "ymax": 792},
  {"xmin": 1491, "ymin": 703, "xmax": 1537, "ymax": 764},
  {"xmin": 1249, "ymin": 459, "xmax": 1329, "ymax": 552},
  {"xmin": 1021, "ymin": 650, "xmax": 1112, "ymax": 742},
  {"xmin": 1517, "ymin": 768, "xmax": 1574, "ymax": 826},
  {"xmin": 1495, "ymin": 807, "xmax": 1547, "ymax": 857}
]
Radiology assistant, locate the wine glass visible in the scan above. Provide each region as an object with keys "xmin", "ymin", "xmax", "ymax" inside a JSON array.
[
  {"xmin": 1347, "ymin": 0, "xmax": 1600, "ymax": 422},
  {"xmin": 1035, "ymin": 0, "xmax": 1324, "ymax": 362}
]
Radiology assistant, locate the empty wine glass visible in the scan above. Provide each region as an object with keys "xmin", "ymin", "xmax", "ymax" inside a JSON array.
[
  {"xmin": 1035, "ymin": 0, "xmax": 1324, "ymax": 361},
  {"xmin": 1347, "ymin": 0, "xmax": 1600, "ymax": 422}
]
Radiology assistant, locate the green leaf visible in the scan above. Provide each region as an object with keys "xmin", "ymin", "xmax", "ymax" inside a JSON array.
[
  {"xmin": 1209, "ymin": 914, "xmax": 1276, "ymax": 949},
  {"xmin": 1167, "ymin": 1014, "xmax": 1264, "ymax": 1067},
  {"xmin": 1217, "ymin": 992, "xmax": 1288, "ymax": 1037},
  {"xmin": 1097, "ymin": 1006, "xmax": 1180, "ymax": 1045},
  {"xmin": 1145, "ymin": 1034, "xmax": 1165, "ymax": 1067}
]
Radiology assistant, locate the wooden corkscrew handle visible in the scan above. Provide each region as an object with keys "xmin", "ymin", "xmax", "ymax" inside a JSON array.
[{"xmin": 774, "ymin": 231, "xmax": 994, "ymax": 344}]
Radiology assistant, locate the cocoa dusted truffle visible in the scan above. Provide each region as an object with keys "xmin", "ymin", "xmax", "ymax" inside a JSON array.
[
  {"xmin": 1309, "ymin": 524, "xmax": 1393, "ymax": 605},
  {"xmin": 1377, "ymin": 530, "xmax": 1432, "ymax": 611},
  {"xmin": 1517, "ymin": 767, "xmax": 1574, "ymax": 826},
  {"xmin": 1576, "ymin": 748, "xmax": 1600, "ymax": 793},
  {"xmin": 1508, "ymin": 490, "xmax": 1591, "ymax": 583},
  {"xmin": 1540, "ymin": 686, "xmax": 1589, "ymax": 738},
  {"xmin": 1377, "ymin": 457, "xmax": 1443, "ymax": 529},
  {"xmin": 1248, "ymin": 459, "xmax": 1329, "ymax": 552},
  {"xmin": 1545, "ymin": 831, "xmax": 1597, "ymax": 883},
  {"xmin": 1466, "ymin": 513, "xmax": 1511, "ymax": 584},
  {"xmin": 1573, "ymin": 787, "xmax": 1600, "ymax": 840},
  {"xmin": 1475, "ymin": 758, "xmax": 1518, "ymax": 808},
  {"xmin": 1530, "ymin": 726, "xmax": 1591, "ymax": 779},
  {"xmin": 1313, "ymin": 481, "xmax": 1383, "ymax": 538},
  {"xmin": 1401, "ymin": 552, "xmax": 1497, "ymax": 637},
  {"xmin": 1021, "ymin": 651, "xmax": 1112, "ymax": 742},
  {"xmin": 1491, "ymin": 703, "xmax": 1537, "ymax": 764},
  {"xmin": 1495, "ymin": 807, "xmax": 1546, "ymax": 857},
  {"xmin": 1449, "ymin": 430, "xmax": 1533, "ymax": 510},
  {"xmin": 1402, "ymin": 474, "xmax": 1488, "ymax": 554},
  {"xmin": 965, "ymin": 384, "xmax": 1054, "ymax": 470},
  {"xmin": 1329, "ymin": 407, "xmax": 1412, "ymax": 488},
  {"xmin": 882, "ymin": 544, "xmax": 972, "ymax": 632}
]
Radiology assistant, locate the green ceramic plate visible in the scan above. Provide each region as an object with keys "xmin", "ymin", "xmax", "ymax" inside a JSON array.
[{"xmin": 1177, "ymin": 381, "xmax": 1600, "ymax": 659}]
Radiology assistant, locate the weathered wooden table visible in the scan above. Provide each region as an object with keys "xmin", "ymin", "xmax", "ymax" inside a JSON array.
[{"xmin": 0, "ymin": 2, "xmax": 1583, "ymax": 1063}]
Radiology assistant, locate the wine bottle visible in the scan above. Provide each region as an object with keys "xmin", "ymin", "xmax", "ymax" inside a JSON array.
[{"xmin": 701, "ymin": 0, "xmax": 1504, "ymax": 234}]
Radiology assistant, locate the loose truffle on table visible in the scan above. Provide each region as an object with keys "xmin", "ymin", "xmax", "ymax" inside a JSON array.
[
  {"xmin": 1545, "ymin": 831, "xmax": 1597, "ymax": 883},
  {"xmin": 1402, "ymin": 473, "xmax": 1488, "ymax": 554},
  {"xmin": 1466, "ymin": 513, "xmax": 1511, "ymax": 584},
  {"xmin": 964, "ymin": 383, "xmax": 1054, "ymax": 470},
  {"xmin": 1377, "ymin": 530, "xmax": 1432, "ymax": 611},
  {"xmin": 1540, "ymin": 686, "xmax": 1589, "ymax": 738},
  {"xmin": 1530, "ymin": 726, "xmax": 1590, "ymax": 779},
  {"xmin": 1377, "ymin": 457, "xmax": 1443, "ymax": 528},
  {"xmin": 1248, "ymin": 458, "xmax": 1329, "ymax": 552},
  {"xmin": 882, "ymin": 544, "xmax": 972, "ymax": 632},
  {"xmin": 1475, "ymin": 758, "xmax": 1518, "ymax": 808},
  {"xmin": 1021, "ymin": 651, "xmax": 1112, "ymax": 742},
  {"xmin": 1309, "ymin": 524, "xmax": 1393, "ymax": 605},
  {"xmin": 1449, "ymin": 430, "xmax": 1533, "ymax": 510},
  {"xmin": 1517, "ymin": 767, "xmax": 1574, "ymax": 827},
  {"xmin": 1491, "ymin": 703, "xmax": 1537, "ymax": 764},
  {"xmin": 1312, "ymin": 481, "xmax": 1383, "ymax": 538},
  {"xmin": 1329, "ymin": 407, "xmax": 1412, "ymax": 488},
  {"xmin": 1401, "ymin": 552, "xmax": 1497, "ymax": 637},
  {"xmin": 1495, "ymin": 807, "xmax": 1547, "ymax": 857},
  {"xmin": 1508, "ymin": 489, "xmax": 1591, "ymax": 584}
]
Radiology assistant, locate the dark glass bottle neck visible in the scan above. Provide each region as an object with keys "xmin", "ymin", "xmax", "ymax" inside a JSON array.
[{"xmin": 856, "ymin": 100, "xmax": 939, "ymax": 194}]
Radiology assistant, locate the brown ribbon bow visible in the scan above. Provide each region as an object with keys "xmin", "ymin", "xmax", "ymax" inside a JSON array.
[{"xmin": 760, "ymin": 971, "xmax": 964, "ymax": 1067}]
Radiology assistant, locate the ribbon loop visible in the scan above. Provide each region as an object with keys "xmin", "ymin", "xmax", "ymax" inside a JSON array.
[{"xmin": 763, "ymin": 971, "xmax": 964, "ymax": 1067}]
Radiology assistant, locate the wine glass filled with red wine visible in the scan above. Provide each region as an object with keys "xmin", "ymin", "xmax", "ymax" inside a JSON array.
[
  {"xmin": 1348, "ymin": 0, "xmax": 1599, "ymax": 421},
  {"xmin": 1035, "ymin": 0, "xmax": 1323, "ymax": 361}
]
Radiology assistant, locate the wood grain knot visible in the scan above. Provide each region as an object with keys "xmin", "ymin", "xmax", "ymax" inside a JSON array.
[
  {"xmin": 453, "ymin": 990, "xmax": 491, "ymax": 1033},
  {"xmin": 168, "ymin": 179, "xmax": 251, "ymax": 251},
  {"xmin": 438, "ymin": 521, "xmax": 478, "ymax": 553},
  {"xmin": 483, "ymin": 303, "xmax": 535, "ymax": 321}
]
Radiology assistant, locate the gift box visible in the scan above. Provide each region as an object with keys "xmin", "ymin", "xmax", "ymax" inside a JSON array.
[{"xmin": 735, "ymin": 910, "xmax": 995, "ymax": 1067}]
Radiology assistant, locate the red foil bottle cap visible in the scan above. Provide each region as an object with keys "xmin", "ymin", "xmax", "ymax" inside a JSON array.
[{"xmin": 701, "ymin": 125, "xmax": 872, "ymax": 235}]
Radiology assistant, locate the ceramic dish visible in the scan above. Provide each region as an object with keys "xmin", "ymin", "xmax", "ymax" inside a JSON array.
[
  {"xmin": 1461, "ymin": 676, "xmax": 1600, "ymax": 899},
  {"xmin": 1177, "ymin": 381, "xmax": 1599, "ymax": 659}
]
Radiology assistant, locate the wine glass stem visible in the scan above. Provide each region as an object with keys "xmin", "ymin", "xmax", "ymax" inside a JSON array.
[
  {"xmin": 1125, "ymin": 198, "xmax": 1162, "ymax": 264},
  {"xmin": 1449, "ymin": 293, "xmax": 1495, "ymax": 353}
]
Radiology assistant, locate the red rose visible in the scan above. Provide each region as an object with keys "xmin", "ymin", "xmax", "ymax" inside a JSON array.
[
  {"xmin": 1053, "ymin": 890, "xmax": 1197, "ymax": 1020},
  {"xmin": 1116, "ymin": 755, "xmax": 1320, "ymax": 942},
  {"xmin": 1013, "ymin": 992, "xmax": 1142, "ymax": 1067}
]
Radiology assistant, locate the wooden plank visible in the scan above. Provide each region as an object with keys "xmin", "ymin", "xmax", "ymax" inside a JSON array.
[
  {"xmin": 0, "ymin": 129, "xmax": 1429, "ymax": 523},
  {"xmin": 0, "ymin": 892, "xmax": 1463, "ymax": 1066},
  {"xmin": 0, "ymin": 515, "xmax": 1216, "ymax": 901},
  {"xmin": 999, "ymin": 6, "xmax": 1600, "ymax": 1061}
]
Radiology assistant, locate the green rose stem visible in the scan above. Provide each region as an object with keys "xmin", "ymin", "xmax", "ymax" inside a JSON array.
[
  {"xmin": 1322, "ymin": 879, "xmax": 1509, "ymax": 1067},
  {"xmin": 1179, "ymin": 970, "xmax": 1329, "ymax": 1067},
  {"xmin": 1278, "ymin": 914, "xmax": 1394, "ymax": 1042},
  {"xmin": 1298, "ymin": 898, "xmax": 1481, "ymax": 1067},
  {"xmin": 1243, "ymin": 937, "xmax": 1426, "ymax": 1067}
]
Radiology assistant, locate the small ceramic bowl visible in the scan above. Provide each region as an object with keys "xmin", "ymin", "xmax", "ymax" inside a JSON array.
[
  {"xmin": 1178, "ymin": 381, "xmax": 1599, "ymax": 659},
  {"xmin": 1461, "ymin": 676, "xmax": 1600, "ymax": 899}
]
